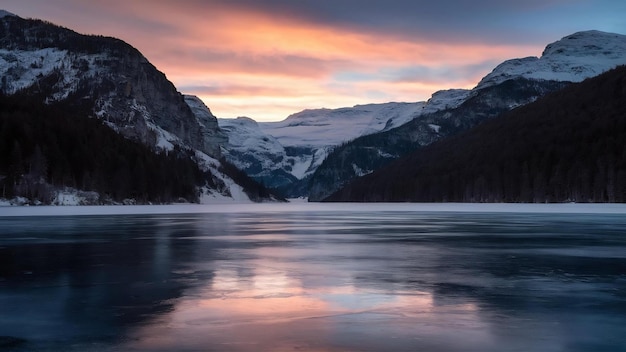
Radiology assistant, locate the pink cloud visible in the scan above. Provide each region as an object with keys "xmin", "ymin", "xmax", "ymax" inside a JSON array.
[{"xmin": 4, "ymin": 0, "xmax": 549, "ymax": 121}]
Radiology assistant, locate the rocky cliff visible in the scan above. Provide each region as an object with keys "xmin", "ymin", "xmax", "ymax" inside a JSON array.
[{"xmin": 0, "ymin": 11, "xmax": 225, "ymax": 157}]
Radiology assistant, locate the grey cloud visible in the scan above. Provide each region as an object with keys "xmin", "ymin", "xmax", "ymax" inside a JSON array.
[{"xmin": 204, "ymin": 0, "xmax": 592, "ymax": 44}]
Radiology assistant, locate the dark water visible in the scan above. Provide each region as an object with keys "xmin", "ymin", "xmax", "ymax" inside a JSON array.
[{"xmin": 1, "ymin": 205, "xmax": 626, "ymax": 351}]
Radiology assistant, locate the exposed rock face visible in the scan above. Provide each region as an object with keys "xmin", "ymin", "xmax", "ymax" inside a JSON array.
[
  {"xmin": 0, "ymin": 13, "xmax": 224, "ymax": 158},
  {"xmin": 184, "ymin": 95, "xmax": 227, "ymax": 157}
]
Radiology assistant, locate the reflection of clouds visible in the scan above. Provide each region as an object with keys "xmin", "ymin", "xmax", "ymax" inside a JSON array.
[
  {"xmin": 5, "ymin": 210, "xmax": 625, "ymax": 351},
  {"xmin": 121, "ymin": 210, "xmax": 625, "ymax": 351},
  {"xmin": 125, "ymin": 243, "xmax": 486, "ymax": 351},
  {"xmin": 201, "ymin": 266, "xmax": 330, "ymax": 319}
]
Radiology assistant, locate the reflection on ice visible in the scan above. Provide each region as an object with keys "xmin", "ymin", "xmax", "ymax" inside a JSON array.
[
  {"xmin": 1, "ymin": 204, "xmax": 625, "ymax": 351},
  {"xmin": 126, "ymin": 260, "xmax": 485, "ymax": 352}
]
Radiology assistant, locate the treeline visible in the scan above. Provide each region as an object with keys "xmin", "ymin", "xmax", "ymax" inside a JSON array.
[
  {"xmin": 0, "ymin": 14, "xmax": 136, "ymax": 56},
  {"xmin": 0, "ymin": 94, "xmax": 212, "ymax": 204},
  {"xmin": 325, "ymin": 66, "xmax": 626, "ymax": 203}
]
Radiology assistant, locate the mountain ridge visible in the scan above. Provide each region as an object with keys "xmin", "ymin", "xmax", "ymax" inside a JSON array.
[
  {"xmin": 219, "ymin": 89, "xmax": 471, "ymax": 196},
  {"xmin": 324, "ymin": 65, "xmax": 626, "ymax": 202},
  {"xmin": 476, "ymin": 30, "xmax": 626, "ymax": 90},
  {"xmin": 306, "ymin": 30, "xmax": 626, "ymax": 200}
]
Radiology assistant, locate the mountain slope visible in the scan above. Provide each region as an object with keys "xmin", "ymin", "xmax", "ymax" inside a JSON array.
[
  {"xmin": 219, "ymin": 90, "xmax": 470, "ymax": 196},
  {"xmin": 0, "ymin": 11, "xmax": 276, "ymax": 204},
  {"xmin": 0, "ymin": 94, "xmax": 210, "ymax": 204},
  {"xmin": 218, "ymin": 116, "xmax": 300, "ymax": 191},
  {"xmin": 0, "ymin": 12, "xmax": 226, "ymax": 157},
  {"xmin": 325, "ymin": 66, "xmax": 626, "ymax": 203},
  {"xmin": 308, "ymin": 30, "xmax": 626, "ymax": 201}
]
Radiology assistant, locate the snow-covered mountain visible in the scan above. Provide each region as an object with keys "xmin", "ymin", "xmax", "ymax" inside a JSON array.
[
  {"xmin": 477, "ymin": 31, "xmax": 626, "ymax": 89},
  {"xmin": 219, "ymin": 90, "xmax": 471, "ymax": 196},
  {"xmin": 221, "ymin": 32, "xmax": 626, "ymax": 199},
  {"xmin": 261, "ymin": 89, "xmax": 470, "ymax": 148},
  {"xmin": 326, "ymin": 65, "xmax": 626, "ymax": 203},
  {"xmin": 0, "ymin": 11, "xmax": 276, "ymax": 204},
  {"xmin": 222, "ymin": 30, "xmax": 626, "ymax": 199},
  {"xmin": 304, "ymin": 30, "xmax": 626, "ymax": 200},
  {"xmin": 219, "ymin": 117, "xmax": 302, "ymax": 190},
  {"xmin": 260, "ymin": 102, "xmax": 424, "ymax": 147}
]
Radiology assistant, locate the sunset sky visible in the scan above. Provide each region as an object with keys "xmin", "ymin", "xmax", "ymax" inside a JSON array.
[{"xmin": 4, "ymin": 0, "xmax": 625, "ymax": 121}]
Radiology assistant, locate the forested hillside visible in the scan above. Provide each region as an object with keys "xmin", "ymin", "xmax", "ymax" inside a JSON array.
[
  {"xmin": 325, "ymin": 66, "xmax": 626, "ymax": 203},
  {"xmin": 0, "ymin": 94, "xmax": 212, "ymax": 204}
]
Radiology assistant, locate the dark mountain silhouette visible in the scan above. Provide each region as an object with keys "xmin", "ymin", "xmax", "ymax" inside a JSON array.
[{"xmin": 325, "ymin": 66, "xmax": 626, "ymax": 203}]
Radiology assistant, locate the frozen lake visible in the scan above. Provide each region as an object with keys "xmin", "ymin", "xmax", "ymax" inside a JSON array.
[{"xmin": 1, "ymin": 203, "xmax": 626, "ymax": 351}]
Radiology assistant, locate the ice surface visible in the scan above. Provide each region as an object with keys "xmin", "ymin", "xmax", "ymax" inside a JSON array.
[
  {"xmin": 2, "ymin": 206, "xmax": 625, "ymax": 351},
  {"xmin": 2, "ymin": 202, "xmax": 626, "ymax": 217}
]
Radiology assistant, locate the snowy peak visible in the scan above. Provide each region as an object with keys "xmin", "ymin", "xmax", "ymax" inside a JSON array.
[
  {"xmin": 477, "ymin": 30, "xmax": 626, "ymax": 89},
  {"xmin": 257, "ymin": 89, "xmax": 475, "ymax": 149},
  {"xmin": 183, "ymin": 95, "xmax": 227, "ymax": 157},
  {"xmin": 184, "ymin": 95, "xmax": 216, "ymax": 120},
  {"xmin": 219, "ymin": 117, "xmax": 282, "ymax": 153},
  {"xmin": 542, "ymin": 30, "xmax": 626, "ymax": 59},
  {"xmin": 422, "ymin": 89, "xmax": 471, "ymax": 115}
]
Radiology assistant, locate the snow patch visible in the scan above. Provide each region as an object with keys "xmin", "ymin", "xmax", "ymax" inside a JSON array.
[
  {"xmin": 146, "ymin": 121, "xmax": 179, "ymax": 151},
  {"xmin": 0, "ymin": 48, "xmax": 111, "ymax": 99},
  {"xmin": 352, "ymin": 163, "xmax": 371, "ymax": 177},
  {"xmin": 290, "ymin": 154, "xmax": 315, "ymax": 180},
  {"xmin": 220, "ymin": 117, "xmax": 285, "ymax": 155},
  {"xmin": 421, "ymin": 89, "xmax": 472, "ymax": 115},
  {"xmin": 194, "ymin": 151, "xmax": 254, "ymax": 204},
  {"xmin": 428, "ymin": 124, "xmax": 441, "ymax": 133},
  {"xmin": 53, "ymin": 191, "xmax": 82, "ymax": 206},
  {"xmin": 52, "ymin": 188, "xmax": 100, "ymax": 205}
]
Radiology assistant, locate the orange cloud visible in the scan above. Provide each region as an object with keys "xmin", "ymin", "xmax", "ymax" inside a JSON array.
[
  {"xmin": 4, "ymin": 0, "xmax": 545, "ymax": 121},
  {"xmin": 124, "ymin": 5, "xmax": 541, "ymax": 120}
]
